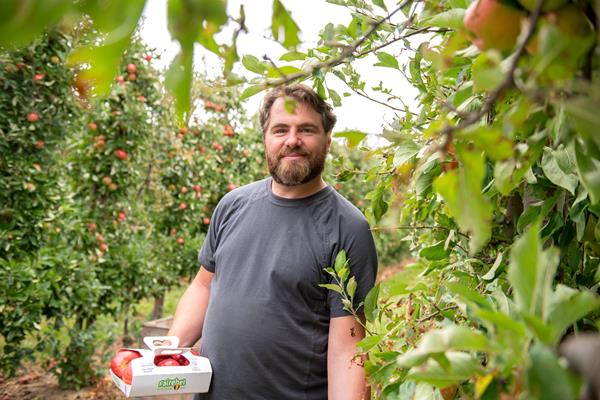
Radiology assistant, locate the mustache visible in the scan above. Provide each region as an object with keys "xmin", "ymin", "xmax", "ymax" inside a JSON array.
[{"xmin": 279, "ymin": 148, "xmax": 309, "ymax": 158}]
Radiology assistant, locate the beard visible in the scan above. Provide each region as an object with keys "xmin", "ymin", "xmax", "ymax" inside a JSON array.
[{"xmin": 266, "ymin": 145, "xmax": 327, "ymax": 186}]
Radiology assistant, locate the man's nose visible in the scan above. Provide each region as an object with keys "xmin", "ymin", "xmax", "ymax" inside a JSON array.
[{"xmin": 284, "ymin": 129, "xmax": 301, "ymax": 147}]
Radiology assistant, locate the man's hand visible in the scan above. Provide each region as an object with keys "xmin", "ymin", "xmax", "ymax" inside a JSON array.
[
  {"xmin": 167, "ymin": 266, "xmax": 214, "ymax": 347},
  {"xmin": 328, "ymin": 315, "xmax": 369, "ymax": 400}
]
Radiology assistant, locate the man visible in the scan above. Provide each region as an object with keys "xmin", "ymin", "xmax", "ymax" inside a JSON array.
[{"xmin": 168, "ymin": 84, "xmax": 378, "ymax": 399}]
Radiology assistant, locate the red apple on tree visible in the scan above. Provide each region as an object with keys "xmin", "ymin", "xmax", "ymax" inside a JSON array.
[
  {"xmin": 227, "ymin": 183, "xmax": 237, "ymax": 191},
  {"xmin": 27, "ymin": 112, "xmax": 39, "ymax": 122},
  {"xmin": 223, "ymin": 124, "xmax": 234, "ymax": 137},
  {"xmin": 34, "ymin": 140, "xmax": 45, "ymax": 149},
  {"xmin": 88, "ymin": 122, "xmax": 97, "ymax": 130},
  {"xmin": 115, "ymin": 149, "xmax": 128, "ymax": 160},
  {"xmin": 117, "ymin": 211, "xmax": 126, "ymax": 222},
  {"xmin": 127, "ymin": 63, "xmax": 137, "ymax": 74},
  {"xmin": 176, "ymin": 237, "xmax": 185, "ymax": 245},
  {"xmin": 179, "ymin": 203, "xmax": 187, "ymax": 210},
  {"xmin": 464, "ymin": 0, "xmax": 525, "ymax": 52},
  {"xmin": 145, "ymin": 54, "xmax": 152, "ymax": 62}
]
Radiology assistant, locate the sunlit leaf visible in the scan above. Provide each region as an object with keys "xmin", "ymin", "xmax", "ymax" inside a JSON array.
[
  {"xmin": 279, "ymin": 51, "xmax": 307, "ymax": 61},
  {"xmin": 397, "ymin": 325, "xmax": 489, "ymax": 368},
  {"xmin": 242, "ymin": 55, "xmax": 267, "ymax": 74},
  {"xmin": 0, "ymin": 0, "xmax": 74, "ymax": 47},
  {"xmin": 417, "ymin": 9, "xmax": 465, "ymax": 30},
  {"xmin": 374, "ymin": 52, "xmax": 399, "ymax": 69},
  {"xmin": 240, "ymin": 85, "xmax": 265, "ymax": 100},
  {"xmin": 334, "ymin": 130, "xmax": 367, "ymax": 149},
  {"xmin": 272, "ymin": 0, "xmax": 300, "ymax": 49}
]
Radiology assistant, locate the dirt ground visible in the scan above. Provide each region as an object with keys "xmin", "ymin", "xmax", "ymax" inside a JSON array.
[
  {"xmin": 0, "ymin": 263, "xmax": 410, "ymax": 399},
  {"xmin": 0, "ymin": 369, "xmax": 194, "ymax": 400}
]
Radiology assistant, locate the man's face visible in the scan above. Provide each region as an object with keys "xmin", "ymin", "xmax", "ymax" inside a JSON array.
[{"xmin": 264, "ymin": 97, "xmax": 331, "ymax": 187}]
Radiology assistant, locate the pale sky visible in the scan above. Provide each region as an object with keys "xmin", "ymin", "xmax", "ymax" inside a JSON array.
[{"xmin": 139, "ymin": 0, "xmax": 419, "ymax": 137}]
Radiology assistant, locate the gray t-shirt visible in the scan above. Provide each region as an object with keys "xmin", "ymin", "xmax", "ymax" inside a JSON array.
[{"xmin": 195, "ymin": 178, "xmax": 377, "ymax": 400}]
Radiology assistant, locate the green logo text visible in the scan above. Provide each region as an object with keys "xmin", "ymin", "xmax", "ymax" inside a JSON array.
[{"xmin": 157, "ymin": 377, "xmax": 187, "ymax": 390}]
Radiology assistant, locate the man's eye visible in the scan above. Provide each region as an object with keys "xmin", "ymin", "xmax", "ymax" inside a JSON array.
[{"xmin": 273, "ymin": 129, "xmax": 287, "ymax": 135}]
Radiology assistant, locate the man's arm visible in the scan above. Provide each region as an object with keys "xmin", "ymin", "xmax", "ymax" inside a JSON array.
[
  {"xmin": 167, "ymin": 266, "xmax": 214, "ymax": 347},
  {"xmin": 328, "ymin": 315, "xmax": 370, "ymax": 400}
]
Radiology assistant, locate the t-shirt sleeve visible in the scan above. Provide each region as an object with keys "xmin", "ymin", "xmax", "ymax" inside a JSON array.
[
  {"xmin": 328, "ymin": 218, "xmax": 378, "ymax": 318},
  {"xmin": 198, "ymin": 200, "xmax": 225, "ymax": 273}
]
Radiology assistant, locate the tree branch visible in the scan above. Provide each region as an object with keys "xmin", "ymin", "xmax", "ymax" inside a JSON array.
[
  {"xmin": 258, "ymin": 0, "xmax": 415, "ymax": 88},
  {"xmin": 370, "ymin": 224, "xmax": 470, "ymax": 239}
]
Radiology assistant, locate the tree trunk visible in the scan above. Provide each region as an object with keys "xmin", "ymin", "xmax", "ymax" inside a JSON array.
[{"xmin": 152, "ymin": 292, "xmax": 165, "ymax": 320}]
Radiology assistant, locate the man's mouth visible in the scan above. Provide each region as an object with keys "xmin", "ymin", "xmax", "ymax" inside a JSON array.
[{"xmin": 281, "ymin": 152, "xmax": 307, "ymax": 159}]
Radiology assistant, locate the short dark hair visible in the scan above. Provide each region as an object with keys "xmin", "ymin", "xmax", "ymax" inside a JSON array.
[{"xmin": 259, "ymin": 84, "xmax": 337, "ymax": 134}]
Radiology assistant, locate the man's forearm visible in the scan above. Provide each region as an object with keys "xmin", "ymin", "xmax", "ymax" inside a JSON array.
[
  {"xmin": 167, "ymin": 270, "xmax": 212, "ymax": 347},
  {"xmin": 328, "ymin": 315, "xmax": 369, "ymax": 400}
]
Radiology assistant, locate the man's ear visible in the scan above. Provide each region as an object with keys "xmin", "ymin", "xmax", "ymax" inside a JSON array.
[{"xmin": 326, "ymin": 133, "xmax": 332, "ymax": 152}]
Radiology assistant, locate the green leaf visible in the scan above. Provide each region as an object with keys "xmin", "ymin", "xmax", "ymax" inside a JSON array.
[
  {"xmin": 0, "ymin": 0, "xmax": 74, "ymax": 47},
  {"xmin": 346, "ymin": 276, "xmax": 357, "ymax": 298},
  {"xmin": 508, "ymin": 224, "xmax": 560, "ymax": 318},
  {"xmin": 334, "ymin": 130, "xmax": 367, "ymax": 149},
  {"xmin": 528, "ymin": 343, "xmax": 575, "ymax": 400},
  {"xmin": 319, "ymin": 283, "xmax": 343, "ymax": 294},
  {"xmin": 366, "ymin": 181, "xmax": 389, "ymax": 223},
  {"xmin": 446, "ymin": 281, "xmax": 492, "ymax": 309},
  {"xmin": 240, "ymin": 85, "xmax": 265, "ymax": 100},
  {"xmin": 372, "ymin": 0, "xmax": 387, "ymax": 11},
  {"xmin": 472, "ymin": 53, "xmax": 504, "ymax": 92},
  {"xmin": 494, "ymin": 139, "xmax": 544, "ymax": 195},
  {"xmin": 574, "ymin": 137, "xmax": 600, "ymax": 205},
  {"xmin": 357, "ymin": 334, "xmax": 384, "ymax": 352},
  {"xmin": 547, "ymin": 285, "xmax": 600, "ymax": 344},
  {"xmin": 165, "ymin": 48, "xmax": 194, "ymax": 122},
  {"xmin": 397, "ymin": 326, "xmax": 489, "ymax": 368},
  {"xmin": 374, "ymin": 52, "xmax": 399, "ymax": 69},
  {"xmin": 419, "ymin": 240, "xmax": 450, "ymax": 261},
  {"xmin": 474, "ymin": 309, "xmax": 527, "ymax": 336},
  {"xmin": 541, "ymin": 146, "xmax": 578, "ymax": 195},
  {"xmin": 272, "ymin": 0, "xmax": 300, "ymax": 49},
  {"xmin": 406, "ymin": 352, "xmax": 480, "ymax": 388},
  {"xmin": 364, "ymin": 284, "xmax": 379, "ymax": 322},
  {"xmin": 266, "ymin": 65, "xmax": 303, "ymax": 78},
  {"xmin": 417, "ymin": 9, "xmax": 466, "ymax": 30},
  {"xmin": 433, "ymin": 146, "xmax": 492, "ymax": 253},
  {"xmin": 328, "ymin": 88, "xmax": 342, "ymax": 107},
  {"xmin": 242, "ymin": 55, "xmax": 267, "ymax": 74},
  {"xmin": 393, "ymin": 140, "xmax": 421, "ymax": 167},
  {"xmin": 279, "ymin": 51, "xmax": 307, "ymax": 61},
  {"xmin": 334, "ymin": 250, "xmax": 347, "ymax": 274},
  {"xmin": 460, "ymin": 126, "xmax": 513, "ymax": 161},
  {"xmin": 563, "ymin": 98, "xmax": 600, "ymax": 148}
]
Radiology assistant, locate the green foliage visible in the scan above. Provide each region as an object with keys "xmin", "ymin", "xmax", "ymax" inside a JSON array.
[{"xmin": 270, "ymin": 0, "xmax": 600, "ymax": 398}]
